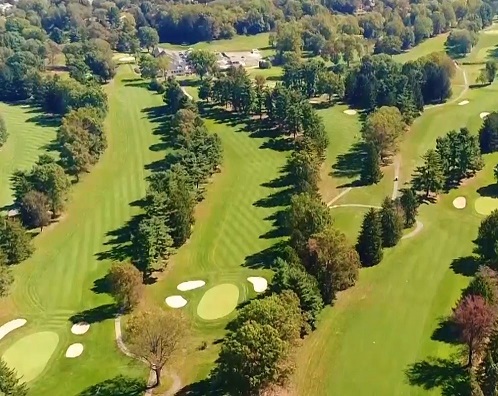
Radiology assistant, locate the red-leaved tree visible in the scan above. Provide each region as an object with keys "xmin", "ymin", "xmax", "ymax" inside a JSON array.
[{"xmin": 453, "ymin": 295, "xmax": 497, "ymax": 367}]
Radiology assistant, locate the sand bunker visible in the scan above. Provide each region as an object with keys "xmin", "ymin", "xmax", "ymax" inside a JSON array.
[
  {"xmin": 0, "ymin": 319, "xmax": 27, "ymax": 341},
  {"xmin": 177, "ymin": 280, "xmax": 206, "ymax": 291},
  {"xmin": 453, "ymin": 197, "xmax": 466, "ymax": 209},
  {"xmin": 65, "ymin": 343, "xmax": 84, "ymax": 358},
  {"xmin": 71, "ymin": 322, "xmax": 90, "ymax": 335},
  {"xmin": 118, "ymin": 56, "xmax": 135, "ymax": 63},
  {"xmin": 458, "ymin": 100, "xmax": 469, "ymax": 106},
  {"xmin": 165, "ymin": 295, "xmax": 188, "ymax": 308},
  {"xmin": 480, "ymin": 112, "xmax": 490, "ymax": 119},
  {"xmin": 343, "ymin": 109, "xmax": 357, "ymax": 115},
  {"xmin": 247, "ymin": 277, "xmax": 268, "ymax": 293}
]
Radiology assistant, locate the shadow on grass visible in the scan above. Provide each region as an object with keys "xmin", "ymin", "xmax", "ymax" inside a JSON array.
[
  {"xmin": 406, "ymin": 357, "xmax": 470, "ymax": 396},
  {"xmin": 70, "ymin": 303, "xmax": 119, "ymax": 324},
  {"xmin": 450, "ymin": 256, "xmax": 480, "ymax": 277},
  {"xmin": 331, "ymin": 142, "xmax": 367, "ymax": 182},
  {"xmin": 26, "ymin": 113, "xmax": 62, "ymax": 128},
  {"xmin": 176, "ymin": 378, "xmax": 222, "ymax": 396},
  {"xmin": 78, "ymin": 376, "xmax": 146, "ymax": 396},
  {"xmin": 431, "ymin": 317, "xmax": 459, "ymax": 344},
  {"xmin": 477, "ymin": 183, "xmax": 498, "ymax": 198}
]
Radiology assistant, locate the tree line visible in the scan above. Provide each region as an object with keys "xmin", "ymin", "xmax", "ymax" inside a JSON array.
[{"xmin": 431, "ymin": 210, "xmax": 498, "ymax": 394}]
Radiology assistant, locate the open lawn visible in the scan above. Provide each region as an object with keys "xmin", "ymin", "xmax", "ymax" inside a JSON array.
[
  {"xmin": 393, "ymin": 33, "xmax": 448, "ymax": 63},
  {"xmin": 0, "ymin": 66, "xmax": 161, "ymax": 394},
  {"xmin": 159, "ymin": 33, "xmax": 273, "ymax": 57},
  {"xmin": 0, "ymin": 104, "xmax": 57, "ymax": 209}
]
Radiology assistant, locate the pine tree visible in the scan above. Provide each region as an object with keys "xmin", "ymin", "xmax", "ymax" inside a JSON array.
[
  {"xmin": 356, "ymin": 208, "xmax": 383, "ymax": 267},
  {"xmin": 411, "ymin": 149, "xmax": 445, "ymax": 197},
  {"xmin": 361, "ymin": 142, "xmax": 383, "ymax": 185},
  {"xmin": 380, "ymin": 197, "xmax": 404, "ymax": 247},
  {"xmin": 399, "ymin": 188, "xmax": 419, "ymax": 228}
]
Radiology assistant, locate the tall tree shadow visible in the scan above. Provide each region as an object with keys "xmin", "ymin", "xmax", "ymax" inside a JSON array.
[
  {"xmin": 431, "ymin": 316, "xmax": 460, "ymax": 344},
  {"xmin": 477, "ymin": 183, "xmax": 498, "ymax": 198},
  {"xmin": 331, "ymin": 141, "xmax": 367, "ymax": 185},
  {"xmin": 69, "ymin": 303, "xmax": 119, "ymax": 324},
  {"xmin": 78, "ymin": 376, "xmax": 146, "ymax": 396},
  {"xmin": 406, "ymin": 357, "xmax": 470, "ymax": 396},
  {"xmin": 450, "ymin": 256, "xmax": 480, "ymax": 277}
]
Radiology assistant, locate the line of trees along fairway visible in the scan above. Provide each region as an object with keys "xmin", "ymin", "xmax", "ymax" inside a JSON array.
[
  {"xmin": 194, "ymin": 66, "xmax": 366, "ymax": 395},
  {"xmin": 426, "ymin": 214, "xmax": 498, "ymax": 392}
]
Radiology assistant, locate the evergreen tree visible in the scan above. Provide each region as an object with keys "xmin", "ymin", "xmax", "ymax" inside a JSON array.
[
  {"xmin": 399, "ymin": 188, "xmax": 419, "ymax": 228},
  {"xmin": 411, "ymin": 149, "xmax": 445, "ymax": 197},
  {"xmin": 361, "ymin": 142, "xmax": 383, "ymax": 185},
  {"xmin": 356, "ymin": 208, "xmax": 383, "ymax": 267},
  {"xmin": 480, "ymin": 112, "xmax": 498, "ymax": 154},
  {"xmin": 380, "ymin": 197, "xmax": 404, "ymax": 247},
  {"xmin": 0, "ymin": 358, "xmax": 27, "ymax": 396}
]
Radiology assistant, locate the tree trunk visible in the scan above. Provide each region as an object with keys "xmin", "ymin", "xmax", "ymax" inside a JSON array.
[
  {"xmin": 467, "ymin": 346, "xmax": 473, "ymax": 368},
  {"xmin": 153, "ymin": 366, "xmax": 161, "ymax": 388}
]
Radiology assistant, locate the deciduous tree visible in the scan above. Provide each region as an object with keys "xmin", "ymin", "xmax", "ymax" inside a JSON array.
[
  {"xmin": 108, "ymin": 262, "xmax": 144, "ymax": 311},
  {"xmin": 356, "ymin": 208, "xmax": 383, "ymax": 267},
  {"xmin": 138, "ymin": 27, "xmax": 159, "ymax": 52},
  {"xmin": 0, "ymin": 218, "xmax": 33, "ymax": 265},
  {"xmin": 453, "ymin": 295, "xmax": 496, "ymax": 367},
  {"xmin": 187, "ymin": 49, "xmax": 217, "ymax": 80},
  {"xmin": 306, "ymin": 225, "xmax": 360, "ymax": 303},
  {"xmin": 480, "ymin": 113, "xmax": 498, "ymax": 154},
  {"xmin": 125, "ymin": 308, "xmax": 187, "ymax": 388},
  {"xmin": 474, "ymin": 210, "xmax": 498, "ymax": 266},
  {"xmin": 216, "ymin": 321, "xmax": 293, "ymax": 395},
  {"xmin": 20, "ymin": 190, "xmax": 51, "ymax": 231},
  {"xmin": 362, "ymin": 106, "xmax": 405, "ymax": 163}
]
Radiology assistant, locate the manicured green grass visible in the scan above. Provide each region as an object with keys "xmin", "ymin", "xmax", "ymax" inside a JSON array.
[
  {"xmin": 474, "ymin": 196, "xmax": 498, "ymax": 215},
  {"xmin": 0, "ymin": 104, "xmax": 57, "ymax": 208},
  {"xmin": 464, "ymin": 23, "xmax": 498, "ymax": 63},
  {"xmin": 148, "ymin": 104, "xmax": 288, "ymax": 382},
  {"xmin": 3, "ymin": 331, "xmax": 59, "ymax": 382},
  {"xmin": 0, "ymin": 66, "xmax": 159, "ymax": 394},
  {"xmin": 159, "ymin": 33, "xmax": 273, "ymax": 56},
  {"xmin": 293, "ymin": 30, "xmax": 498, "ymax": 394},
  {"xmin": 393, "ymin": 34, "xmax": 448, "ymax": 63},
  {"xmin": 196, "ymin": 284, "xmax": 240, "ymax": 320}
]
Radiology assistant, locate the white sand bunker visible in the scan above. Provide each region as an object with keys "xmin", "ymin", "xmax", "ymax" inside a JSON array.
[
  {"xmin": 0, "ymin": 319, "xmax": 27, "ymax": 341},
  {"xmin": 247, "ymin": 277, "xmax": 268, "ymax": 293},
  {"xmin": 119, "ymin": 56, "xmax": 135, "ymax": 62},
  {"xmin": 453, "ymin": 196, "xmax": 467, "ymax": 209},
  {"xmin": 71, "ymin": 322, "xmax": 90, "ymax": 335},
  {"xmin": 458, "ymin": 100, "xmax": 469, "ymax": 106},
  {"xmin": 343, "ymin": 109, "xmax": 357, "ymax": 115},
  {"xmin": 177, "ymin": 280, "xmax": 205, "ymax": 291},
  {"xmin": 480, "ymin": 112, "xmax": 490, "ymax": 119},
  {"xmin": 165, "ymin": 295, "xmax": 187, "ymax": 308},
  {"xmin": 65, "ymin": 343, "xmax": 84, "ymax": 358}
]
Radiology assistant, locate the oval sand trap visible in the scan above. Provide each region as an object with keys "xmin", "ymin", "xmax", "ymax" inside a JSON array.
[
  {"xmin": 480, "ymin": 112, "xmax": 490, "ymax": 119},
  {"xmin": 177, "ymin": 280, "xmax": 206, "ymax": 291},
  {"xmin": 119, "ymin": 56, "xmax": 135, "ymax": 62},
  {"xmin": 3, "ymin": 331, "xmax": 59, "ymax": 382},
  {"xmin": 458, "ymin": 100, "xmax": 469, "ymax": 106},
  {"xmin": 475, "ymin": 197, "xmax": 498, "ymax": 215},
  {"xmin": 197, "ymin": 284, "xmax": 239, "ymax": 320},
  {"xmin": 0, "ymin": 319, "xmax": 27, "ymax": 341},
  {"xmin": 165, "ymin": 295, "xmax": 187, "ymax": 308},
  {"xmin": 65, "ymin": 343, "xmax": 84, "ymax": 358},
  {"xmin": 247, "ymin": 277, "xmax": 268, "ymax": 293},
  {"xmin": 453, "ymin": 196, "xmax": 466, "ymax": 209},
  {"xmin": 71, "ymin": 322, "xmax": 90, "ymax": 335},
  {"xmin": 343, "ymin": 109, "xmax": 357, "ymax": 115}
]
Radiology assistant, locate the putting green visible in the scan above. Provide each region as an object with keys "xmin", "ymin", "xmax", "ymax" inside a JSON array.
[
  {"xmin": 2, "ymin": 331, "xmax": 59, "ymax": 382},
  {"xmin": 197, "ymin": 284, "xmax": 239, "ymax": 320},
  {"xmin": 475, "ymin": 197, "xmax": 498, "ymax": 215}
]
